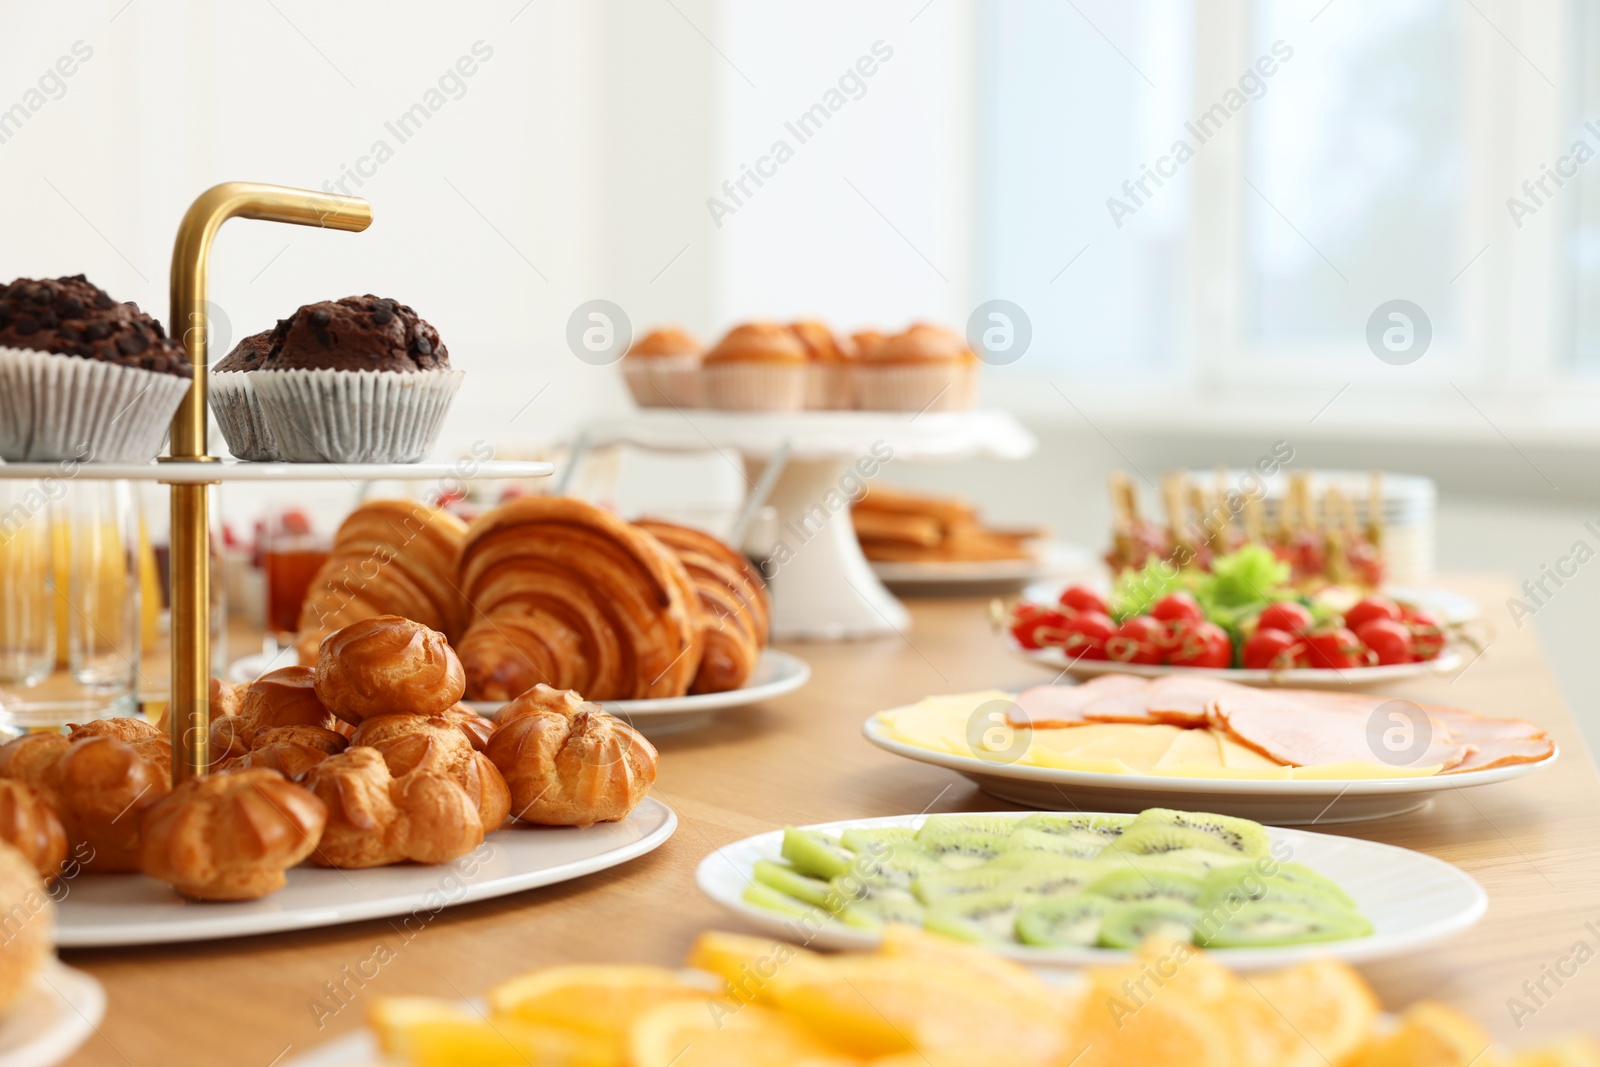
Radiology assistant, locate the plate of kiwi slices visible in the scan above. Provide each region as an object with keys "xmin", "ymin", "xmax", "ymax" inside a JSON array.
[{"xmin": 696, "ymin": 808, "xmax": 1486, "ymax": 971}]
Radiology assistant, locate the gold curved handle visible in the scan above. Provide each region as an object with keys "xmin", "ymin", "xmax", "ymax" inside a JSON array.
[{"xmin": 166, "ymin": 183, "xmax": 371, "ymax": 784}]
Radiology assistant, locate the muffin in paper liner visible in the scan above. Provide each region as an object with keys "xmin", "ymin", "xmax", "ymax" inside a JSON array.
[
  {"xmin": 623, "ymin": 353, "xmax": 701, "ymax": 408},
  {"xmin": 248, "ymin": 367, "xmax": 464, "ymax": 464},
  {"xmin": 856, "ymin": 363, "xmax": 974, "ymax": 413},
  {"xmin": 805, "ymin": 362, "xmax": 857, "ymax": 410},
  {"xmin": 0, "ymin": 346, "xmax": 190, "ymax": 463},
  {"xmin": 701, "ymin": 362, "xmax": 807, "ymax": 412},
  {"xmin": 208, "ymin": 370, "xmax": 280, "ymax": 461}
]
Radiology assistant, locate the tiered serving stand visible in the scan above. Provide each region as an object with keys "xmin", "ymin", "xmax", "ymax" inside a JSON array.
[
  {"xmin": 0, "ymin": 184, "xmax": 676, "ymax": 949},
  {"xmin": 581, "ymin": 409, "xmax": 1037, "ymax": 640}
]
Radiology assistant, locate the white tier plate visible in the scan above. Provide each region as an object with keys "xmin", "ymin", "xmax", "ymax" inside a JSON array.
[
  {"xmin": 229, "ymin": 649, "xmax": 811, "ymax": 736},
  {"xmin": 55, "ymin": 797, "xmax": 675, "ymax": 947},
  {"xmin": 0, "ymin": 963, "xmax": 104, "ymax": 1067},
  {"xmin": 696, "ymin": 811, "xmax": 1488, "ymax": 971},
  {"xmin": 862, "ymin": 713, "xmax": 1558, "ymax": 824}
]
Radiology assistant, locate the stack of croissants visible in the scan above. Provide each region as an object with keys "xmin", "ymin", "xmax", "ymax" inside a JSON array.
[
  {"xmin": 295, "ymin": 495, "xmax": 772, "ymax": 702},
  {"xmin": 0, "ymin": 615, "xmax": 660, "ymax": 901}
]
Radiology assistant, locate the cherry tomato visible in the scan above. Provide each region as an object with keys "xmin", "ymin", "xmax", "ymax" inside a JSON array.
[
  {"xmin": 1167, "ymin": 620, "xmax": 1233, "ymax": 669},
  {"xmin": 1059, "ymin": 584, "xmax": 1110, "ymax": 616},
  {"xmin": 1010, "ymin": 605, "xmax": 1070, "ymax": 650},
  {"xmin": 1256, "ymin": 601, "xmax": 1314, "ymax": 636},
  {"xmin": 1059, "ymin": 611, "xmax": 1117, "ymax": 660},
  {"xmin": 1303, "ymin": 627, "xmax": 1373, "ymax": 670},
  {"xmin": 1242, "ymin": 627, "xmax": 1304, "ymax": 671},
  {"xmin": 1344, "ymin": 596, "xmax": 1402, "ymax": 632},
  {"xmin": 1354, "ymin": 618, "xmax": 1415, "ymax": 666},
  {"xmin": 1403, "ymin": 608, "xmax": 1445, "ymax": 660},
  {"xmin": 1105, "ymin": 615, "xmax": 1168, "ymax": 665},
  {"xmin": 1151, "ymin": 592, "xmax": 1205, "ymax": 626}
]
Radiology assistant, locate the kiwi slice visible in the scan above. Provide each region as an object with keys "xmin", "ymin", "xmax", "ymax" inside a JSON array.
[
  {"xmin": 1014, "ymin": 812, "xmax": 1133, "ymax": 851},
  {"xmin": 828, "ymin": 871, "xmax": 918, "ymax": 912},
  {"xmin": 1098, "ymin": 902, "xmax": 1200, "ymax": 949},
  {"xmin": 1002, "ymin": 827, "xmax": 1103, "ymax": 860},
  {"xmin": 1197, "ymin": 863, "xmax": 1356, "ymax": 914},
  {"xmin": 1086, "ymin": 866, "xmax": 1206, "ymax": 908},
  {"xmin": 1127, "ymin": 847, "xmax": 1254, "ymax": 877},
  {"xmin": 840, "ymin": 826, "xmax": 918, "ymax": 854},
  {"xmin": 917, "ymin": 814, "xmax": 1021, "ymax": 839},
  {"xmin": 1196, "ymin": 900, "xmax": 1373, "ymax": 948},
  {"xmin": 781, "ymin": 828, "xmax": 856, "ymax": 880},
  {"xmin": 914, "ymin": 830, "xmax": 1014, "ymax": 870},
  {"xmin": 911, "ymin": 865, "xmax": 1014, "ymax": 905},
  {"xmin": 847, "ymin": 844, "xmax": 944, "ymax": 888},
  {"xmin": 1000, "ymin": 855, "xmax": 1107, "ymax": 898},
  {"xmin": 1112, "ymin": 824, "xmax": 1253, "ymax": 861},
  {"xmin": 1126, "ymin": 808, "xmax": 1271, "ymax": 857},
  {"xmin": 753, "ymin": 860, "xmax": 838, "ymax": 912},
  {"xmin": 1015, "ymin": 895, "xmax": 1120, "ymax": 948},
  {"xmin": 924, "ymin": 888, "xmax": 1033, "ymax": 944},
  {"xmin": 837, "ymin": 894, "xmax": 926, "ymax": 931},
  {"xmin": 743, "ymin": 881, "xmax": 815, "ymax": 920}
]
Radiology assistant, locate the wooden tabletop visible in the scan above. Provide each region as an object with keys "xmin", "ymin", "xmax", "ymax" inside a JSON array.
[{"xmin": 62, "ymin": 572, "xmax": 1600, "ymax": 1064}]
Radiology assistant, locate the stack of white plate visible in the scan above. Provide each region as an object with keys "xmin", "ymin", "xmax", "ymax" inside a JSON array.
[{"xmin": 1184, "ymin": 469, "xmax": 1435, "ymax": 584}]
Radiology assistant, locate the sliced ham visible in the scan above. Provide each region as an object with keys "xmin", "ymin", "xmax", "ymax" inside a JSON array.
[
  {"xmin": 1210, "ymin": 688, "xmax": 1474, "ymax": 771},
  {"xmin": 1008, "ymin": 675, "xmax": 1150, "ymax": 728},
  {"xmin": 1144, "ymin": 675, "xmax": 1255, "ymax": 726},
  {"xmin": 1443, "ymin": 736, "xmax": 1556, "ymax": 774}
]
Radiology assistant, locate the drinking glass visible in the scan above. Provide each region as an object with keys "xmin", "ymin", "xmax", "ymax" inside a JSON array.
[{"xmin": 0, "ymin": 478, "xmax": 143, "ymax": 732}]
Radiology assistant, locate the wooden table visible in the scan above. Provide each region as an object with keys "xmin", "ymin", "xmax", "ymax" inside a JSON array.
[{"xmin": 62, "ymin": 573, "xmax": 1600, "ymax": 1064}]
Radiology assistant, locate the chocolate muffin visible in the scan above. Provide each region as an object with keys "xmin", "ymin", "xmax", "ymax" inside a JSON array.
[
  {"xmin": 246, "ymin": 295, "xmax": 463, "ymax": 464},
  {"xmin": 257, "ymin": 296, "xmax": 448, "ymax": 373},
  {"xmin": 0, "ymin": 274, "xmax": 194, "ymax": 462},
  {"xmin": 0, "ymin": 275, "xmax": 190, "ymax": 378},
  {"xmin": 213, "ymin": 329, "xmax": 274, "ymax": 373}
]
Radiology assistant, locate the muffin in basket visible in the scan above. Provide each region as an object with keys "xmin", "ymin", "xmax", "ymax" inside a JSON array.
[
  {"xmin": 622, "ymin": 327, "xmax": 701, "ymax": 408},
  {"xmin": 856, "ymin": 322, "xmax": 977, "ymax": 412},
  {"xmin": 246, "ymin": 295, "xmax": 463, "ymax": 463},
  {"xmin": 0, "ymin": 275, "xmax": 192, "ymax": 462},
  {"xmin": 701, "ymin": 322, "xmax": 808, "ymax": 412}
]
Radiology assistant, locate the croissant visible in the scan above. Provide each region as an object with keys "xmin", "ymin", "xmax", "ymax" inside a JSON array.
[
  {"xmin": 486, "ymin": 684, "xmax": 658, "ymax": 827},
  {"xmin": 634, "ymin": 519, "xmax": 770, "ymax": 694},
  {"xmin": 138, "ymin": 769, "xmax": 326, "ymax": 900},
  {"xmin": 0, "ymin": 780, "xmax": 67, "ymax": 881},
  {"xmin": 350, "ymin": 713, "xmax": 509, "ymax": 831},
  {"xmin": 456, "ymin": 497, "xmax": 703, "ymax": 702},
  {"xmin": 295, "ymin": 499, "xmax": 468, "ymax": 665},
  {"xmin": 217, "ymin": 725, "xmax": 348, "ymax": 781},
  {"xmin": 0, "ymin": 843, "xmax": 50, "ymax": 1013},
  {"xmin": 314, "ymin": 615, "xmax": 466, "ymax": 725},
  {"xmin": 68, "ymin": 718, "xmax": 172, "ymax": 780},
  {"xmin": 302, "ymin": 748, "xmax": 483, "ymax": 868},
  {"xmin": 0, "ymin": 733, "xmax": 168, "ymax": 872}
]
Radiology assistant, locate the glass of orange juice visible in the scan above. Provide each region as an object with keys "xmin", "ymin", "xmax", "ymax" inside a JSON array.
[{"xmin": 0, "ymin": 477, "xmax": 143, "ymax": 732}]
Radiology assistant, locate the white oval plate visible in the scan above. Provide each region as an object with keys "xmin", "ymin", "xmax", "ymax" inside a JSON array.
[
  {"xmin": 1020, "ymin": 580, "xmax": 1481, "ymax": 625},
  {"xmin": 696, "ymin": 810, "xmax": 1488, "ymax": 971},
  {"xmin": 1012, "ymin": 640, "xmax": 1464, "ymax": 689},
  {"xmin": 870, "ymin": 542, "xmax": 1097, "ymax": 592},
  {"xmin": 230, "ymin": 649, "xmax": 812, "ymax": 736},
  {"xmin": 0, "ymin": 962, "xmax": 104, "ymax": 1067},
  {"xmin": 862, "ymin": 714, "xmax": 1558, "ymax": 824},
  {"xmin": 55, "ymin": 797, "xmax": 676, "ymax": 947}
]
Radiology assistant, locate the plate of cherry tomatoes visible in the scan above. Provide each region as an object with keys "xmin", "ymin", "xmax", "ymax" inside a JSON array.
[{"xmin": 1004, "ymin": 584, "xmax": 1464, "ymax": 687}]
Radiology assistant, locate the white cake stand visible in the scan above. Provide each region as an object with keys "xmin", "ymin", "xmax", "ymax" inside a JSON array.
[{"xmin": 582, "ymin": 410, "xmax": 1037, "ymax": 640}]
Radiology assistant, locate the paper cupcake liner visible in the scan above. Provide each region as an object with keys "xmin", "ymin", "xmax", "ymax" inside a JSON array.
[
  {"xmin": 701, "ymin": 362, "xmax": 807, "ymax": 412},
  {"xmin": 623, "ymin": 354, "xmax": 701, "ymax": 408},
  {"xmin": 248, "ymin": 368, "xmax": 464, "ymax": 463},
  {"xmin": 805, "ymin": 363, "xmax": 857, "ymax": 410},
  {"xmin": 208, "ymin": 371, "xmax": 280, "ymax": 461},
  {"xmin": 0, "ymin": 346, "xmax": 191, "ymax": 463},
  {"xmin": 856, "ymin": 363, "xmax": 974, "ymax": 412}
]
